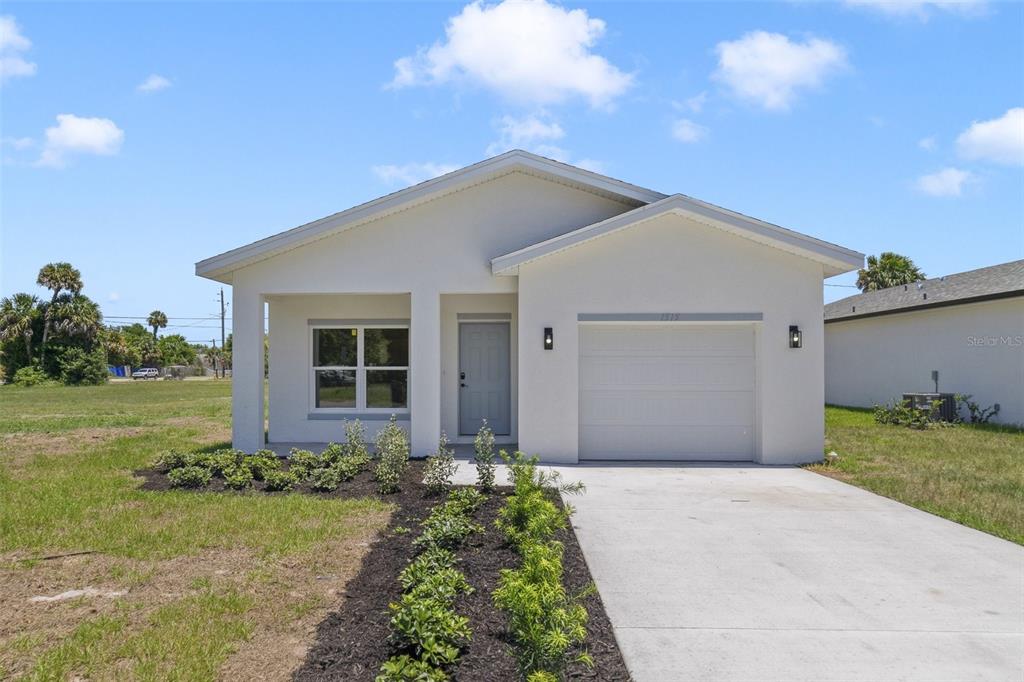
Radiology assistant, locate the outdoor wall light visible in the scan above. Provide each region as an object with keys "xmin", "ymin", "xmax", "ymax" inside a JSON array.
[
  {"xmin": 789, "ymin": 325, "xmax": 802, "ymax": 349},
  {"xmin": 543, "ymin": 327, "xmax": 554, "ymax": 350}
]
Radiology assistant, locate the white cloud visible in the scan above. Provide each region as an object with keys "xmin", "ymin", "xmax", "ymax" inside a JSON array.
[
  {"xmin": 916, "ymin": 167, "xmax": 974, "ymax": 197},
  {"xmin": 918, "ymin": 136, "xmax": 936, "ymax": 151},
  {"xmin": 844, "ymin": 0, "xmax": 987, "ymax": 19},
  {"xmin": 389, "ymin": 0, "xmax": 632, "ymax": 108},
  {"xmin": 137, "ymin": 74, "xmax": 172, "ymax": 93},
  {"xmin": 1, "ymin": 136, "xmax": 33, "ymax": 149},
  {"xmin": 671, "ymin": 118, "xmax": 708, "ymax": 143},
  {"xmin": 955, "ymin": 108, "xmax": 1024, "ymax": 166},
  {"xmin": 486, "ymin": 114, "xmax": 565, "ymax": 156},
  {"xmin": 0, "ymin": 15, "xmax": 36, "ymax": 84},
  {"xmin": 713, "ymin": 31, "xmax": 847, "ymax": 111},
  {"xmin": 674, "ymin": 92, "xmax": 707, "ymax": 114},
  {"xmin": 36, "ymin": 114, "xmax": 125, "ymax": 168},
  {"xmin": 371, "ymin": 161, "xmax": 462, "ymax": 187}
]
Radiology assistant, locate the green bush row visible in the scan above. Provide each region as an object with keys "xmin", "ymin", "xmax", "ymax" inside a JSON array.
[
  {"xmin": 493, "ymin": 452, "xmax": 592, "ymax": 680},
  {"xmin": 155, "ymin": 448, "xmax": 282, "ymax": 489},
  {"xmin": 377, "ymin": 488, "xmax": 485, "ymax": 681}
]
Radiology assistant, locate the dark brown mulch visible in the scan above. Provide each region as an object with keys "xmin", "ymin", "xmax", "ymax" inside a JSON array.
[{"xmin": 135, "ymin": 460, "xmax": 631, "ymax": 681}]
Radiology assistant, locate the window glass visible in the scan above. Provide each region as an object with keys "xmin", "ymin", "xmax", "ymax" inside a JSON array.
[
  {"xmin": 314, "ymin": 328, "xmax": 356, "ymax": 366},
  {"xmin": 364, "ymin": 328, "xmax": 409, "ymax": 367},
  {"xmin": 366, "ymin": 370, "xmax": 408, "ymax": 408},
  {"xmin": 315, "ymin": 370, "xmax": 356, "ymax": 408}
]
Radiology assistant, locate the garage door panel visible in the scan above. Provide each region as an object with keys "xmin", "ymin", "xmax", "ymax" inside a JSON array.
[
  {"xmin": 579, "ymin": 324, "xmax": 756, "ymax": 461},
  {"xmin": 580, "ymin": 356, "xmax": 755, "ymax": 391},
  {"xmin": 581, "ymin": 390, "xmax": 754, "ymax": 426},
  {"xmin": 580, "ymin": 425, "xmax": 753, "ymax": 460}
]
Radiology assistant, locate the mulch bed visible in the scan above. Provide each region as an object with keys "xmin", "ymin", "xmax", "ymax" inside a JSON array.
[{"xmin": 135, "ymin": 460, "xmax": 631, "ymax": 681}]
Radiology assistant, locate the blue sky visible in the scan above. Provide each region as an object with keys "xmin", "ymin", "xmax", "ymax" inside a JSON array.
[{"xmin": 2, "ymin": 0, "xmax": 1022, "ymax": 341}]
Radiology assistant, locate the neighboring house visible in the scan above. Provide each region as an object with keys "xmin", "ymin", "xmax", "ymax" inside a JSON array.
[
  {"xmin": 825, "ymin": 260, "xmax": 1024, "ymax": 425},
  {"xmin": 196, "ymin": 151, "xmax": 863, "ymax": 464}
]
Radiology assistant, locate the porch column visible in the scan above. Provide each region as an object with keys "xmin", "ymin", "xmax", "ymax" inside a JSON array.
[
  {"xmin": 232, "ymin": 287, "xmax": 265, "ymax": 453},
  {"xmin": 410, "ymin": 290, "xmax": 441, "ymax": 456}
]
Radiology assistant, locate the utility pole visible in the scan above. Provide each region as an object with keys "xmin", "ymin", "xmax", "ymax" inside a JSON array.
[
  {"xmin": 211, "ymin": 338, "xmax": 219, "ymax": 379},
  {"xmin": 219, "ymin": 288, "xmax": 227, "ymax": 380}
]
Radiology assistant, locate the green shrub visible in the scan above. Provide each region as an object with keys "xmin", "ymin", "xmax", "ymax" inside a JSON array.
[
  {"xmin": 493, "ymin": 540, "xmax": 593, "ymax": 677},
  {"xmin": 398, "ymin": 548, "xmax": 458, "ymax": 592},
  {"xmin": 168, "ymin": 465, "xmax": 212, "ymax": 489},
  {"xmin": 473, "ymin": 421, "xmax": 496, "ymax": 491},
  {"xmin": 336, "ymin": 455, "xmax": 363, "ymax": 482},
  {"xmin": 309, "ymin": 466, "xmax": 342, "ymax": 492},
  {"xmin": 154, "ymin": 449, "xmax": 190, "ymax": 472},
  {"xmin": 445, "ymin": 488, "xmax": 484, "ymax": 515},
  {"xmin": 321, "ymin": 442, "xmax": 345, "ymax": 465},
  {"xmin": 413, "ymin": 495, "xmax": 484, "ymax": 551},
  {"xmin": 288, "ymin": 448, "xmax": 322, "ymax": 479},
  {"xmin": 375, "ymin": 416, "xmax": 410, "ymax": 494},
  {"xmin": 263, "ymin": 470, "xmax": 298, "ymax": 492},
  {"xmin": 244, "ymin": 452, "xmax": 281, "ymax": 481},
  {"xmin": 11, "ymin": 365, "xmax": 54, "ymax": 387},
  {"xmin": 873, "ymin": 399, "xmax": 949, "ymax": 429},
  {"xmin": 344, "ymin": 419, "xmax": 370, "ymax": 464},
  {"xmin": 423, "ymin": 432, "xmax": 457, "ymax": 495},
  {"xmin": 388, "ymin": 593, "xmax": 471, "ymax": 668},
  {"xmin": 223, "ymin": 464, "xmax": 254, "ymax": 490},
  {"xmin": 209, "ymin": 449, "xmax": 246, "ymax": 476},
  {"xmin": 496, "ymin": 452, "xmax": 582, "ymax": 548},
  {"xmin": 184, "ymin": 451, "xmax": 216, "ymax": 470},
  {"xmin": 377, "ymin": 654, "xmax": 449, "ymax": 681},
  {"xmin": 58, "ymin": 347, "xmax": 108, "ymax": 386},
  {"xmin": 955, "ymin": 393, "xmax": 1002, "ymax": 423}
]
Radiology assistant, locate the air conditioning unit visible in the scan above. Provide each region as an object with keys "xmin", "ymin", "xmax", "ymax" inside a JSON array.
[{"xmin": 902, "ymin": 393, "xmax": 958, "ymax": 422}]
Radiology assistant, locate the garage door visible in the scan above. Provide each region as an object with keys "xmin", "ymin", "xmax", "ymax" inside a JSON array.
[{"xmin": 579, "ymin": 324, "xmax": 756, "ymax": 460}]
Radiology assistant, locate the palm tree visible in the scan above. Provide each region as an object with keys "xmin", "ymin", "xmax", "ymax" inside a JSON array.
[
  {"xmin": 147, "ymin": 310, "xmax": 168, "ymax": 339},
  {"xmin": 0, "ymin": 293, "xmax": 41, "ymax": 360},
  {"xmin": 52, "ymin": 294, "xmax": 103, "ymax": 339},
  {"xmin": 36, "ymin": 262, "xmax": 82, "ymax": 366},
  {"xmin": 856, "ymin": 252, "xmax": 926, "ymax": 292}
]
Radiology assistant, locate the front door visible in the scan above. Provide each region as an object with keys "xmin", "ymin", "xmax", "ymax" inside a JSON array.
[{"xmin": 459, "ymin": 322, "xmax": 511, "ymax": 436}]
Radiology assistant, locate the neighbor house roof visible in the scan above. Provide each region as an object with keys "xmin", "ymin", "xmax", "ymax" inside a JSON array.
[
  {"xmin": 195, "ymin": 150, "xmax": 667, "ymax": 283},
  {"xmin": 490, "ymin": 194, "xmax": 864, "ymax": 278},
  {"xmin": 825, "ymin": 259, "xmax": 1024, "ymax": 323}
]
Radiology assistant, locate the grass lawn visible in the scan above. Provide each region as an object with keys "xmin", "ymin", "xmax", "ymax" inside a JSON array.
[
  {"xmin": 0, "ymin": 380, "xmax": 391, "ymax": 680},
  {"xmin": 810, "ymin": 405, "xmax": 1024, "ymax": 545}
]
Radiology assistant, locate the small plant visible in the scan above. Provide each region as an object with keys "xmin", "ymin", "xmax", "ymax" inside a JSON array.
[
  {"xmin": 223, "ymin": 464, "xmax": 254, "ymax": 490},
  {"xmin": 873, "ymin": 398, "xmax": 940, "ymax": 429},
  {"xmin": 336, "ymin": 455, "xmax": 363, "ymax": 482},
  {"xmin": 474, "ymin": 420, "xmax": 496, "ymax": 491},
  {"xmin": 154, "ymin": 449, "xmax": 190, "ymax": 472},
  {"xmin": 209, "ymin": 449, "xmax": 246, "ymax": 476},
  {"xmin": 11, "ymin": 366, "xmax": 54, "ymax": 387},
  {"xmin": 320, "ymin": 442, "xmax": 345, "ymax": 465},
  {"xmin": 387, "ymin": 593, "xmax": 471, "ymax": 668},
  {"xmin": 423, "ymin": 432, "xmax": 458, "ymax": 495},
  {"xmin": 955, "ymin": 394, "xmax": 1001, "ymax": 424},
  {"xmin": 244, "ymin": 451, "xmax": 281, "ymax": 481},
  {"xmin": 344, "ymin": 419, "xmax": 370, "ymax": 464},
  {"xmin": 398, "ymin": 547, "xmax": 458, "ymax": 591},
  {"xmin": 309, "ymin": 465, "xmax": 342, "ymax": 492},
  {"xmin": 375, "ymin": 416, "xmax": 410, "ymax": 494},
  {"xmin": 497, "ymin": 452, "xmax": 584, "ymax": 548},
  {"xmin": 263, "ymin": 470, "xmax": 298, "ymax": 492},
  {"xmin": 168, "ymin": 465, "xmax": 212, "ymax": 489},
  {"xmin": 377, "ymin": 655, "xmax": 448, "ymax": 682},
  {"xmin": 287, "ymin": 448, "xmax": 322, "ymax": 479}
]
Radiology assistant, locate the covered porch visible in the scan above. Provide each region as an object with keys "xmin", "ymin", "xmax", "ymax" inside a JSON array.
[{"xmin": 231, "ymin": 291, "xmax": 518, "ymax": 457}]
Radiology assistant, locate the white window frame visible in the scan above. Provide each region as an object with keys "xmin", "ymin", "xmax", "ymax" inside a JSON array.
[{"xmin": 310, "ymin": 324, "xmax": 409, "ymax": 414}]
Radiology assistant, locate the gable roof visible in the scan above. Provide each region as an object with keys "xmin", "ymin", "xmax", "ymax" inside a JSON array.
[
  {"xmin": 491, "ymin": 194, "xmax": 864, "ymax": 278},
  {"xmin": 825, "ymin": 259, "xmax": 1024, "ymax": 322},
  {"xmin": 195, "ymin": 150, "xmax": 666, "ymax": 283}
]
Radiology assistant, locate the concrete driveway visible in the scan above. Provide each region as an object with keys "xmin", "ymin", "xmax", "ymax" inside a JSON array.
[{"xmin": 457, "ymin": 462, "xmax": 1024, "ymax": 681}]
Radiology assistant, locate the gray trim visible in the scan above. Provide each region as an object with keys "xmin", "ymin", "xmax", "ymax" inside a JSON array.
[
  {"xmin": 307, "ymin": 318, "xmax": 410, "ymax": 326},
  {"xmin": 457, "ymin": 312, "xmax": 512, "ymax": 321},
  {"xmin": 308, "ymin": 412, "xmax": 409, "ymax": 421},
  {"xmin": 577, "ymin": 312, "xmax": 763, "ymax": 322},
  {"xmin": 824, "ymin": 290, "xmax": 1024, "ymax": 324}
]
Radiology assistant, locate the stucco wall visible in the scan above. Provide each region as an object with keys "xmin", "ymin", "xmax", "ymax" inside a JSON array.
[
  {"xmin": 517, "ymin": 212, "xmax": 826, "ymax": 465},
  {"xmin": 825, "ymin": 297, "xmax": 1024, "ymax": 425}
]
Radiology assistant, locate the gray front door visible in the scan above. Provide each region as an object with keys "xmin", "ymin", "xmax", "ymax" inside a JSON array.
[{"xmin": 459, "ymin": 322, "xmax": 511, "ymax": 436}]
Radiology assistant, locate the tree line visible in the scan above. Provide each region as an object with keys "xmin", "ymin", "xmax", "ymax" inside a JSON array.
[{"xmin": 0, "ymin": 262, "xmax": 228, "ymax": 386}]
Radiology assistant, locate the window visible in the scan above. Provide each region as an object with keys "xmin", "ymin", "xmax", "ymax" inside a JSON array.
[{"xmin": 312, "ymin": 326, "xmax": 408, "ymax": 411}]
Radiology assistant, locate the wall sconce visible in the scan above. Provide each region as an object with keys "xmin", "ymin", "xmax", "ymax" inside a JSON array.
[
  {"xmin": 543, "ymin": 327, "xmax": 554, "ymax": 350},
  {"xmin": 789, "ymin": 325, "xmax": 802, "ymax": 349}
]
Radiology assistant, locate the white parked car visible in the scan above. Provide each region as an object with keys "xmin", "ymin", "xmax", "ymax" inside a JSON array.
[{"xmin": 131, "ymin": 368, "xmax": 160, "ymax": 380}]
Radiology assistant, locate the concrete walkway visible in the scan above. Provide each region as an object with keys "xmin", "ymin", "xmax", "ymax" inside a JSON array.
[{"xmin": 453, "ymin": 461, "xmax": 1024, "ymax": 681}]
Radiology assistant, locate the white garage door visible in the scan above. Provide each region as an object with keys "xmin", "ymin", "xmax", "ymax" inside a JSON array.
[{"xmin": 579, "ymin": 324, "xmax": 756, "ymax": 460}]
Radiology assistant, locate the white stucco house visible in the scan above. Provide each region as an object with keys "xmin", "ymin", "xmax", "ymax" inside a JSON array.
[
  {"xmin": 825, "ymin": 260, "xmax": 1024, "ymax": 425},
  {"xmin": 196, "ymin": 151, "xmax": 863, "ymax": 464}
]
